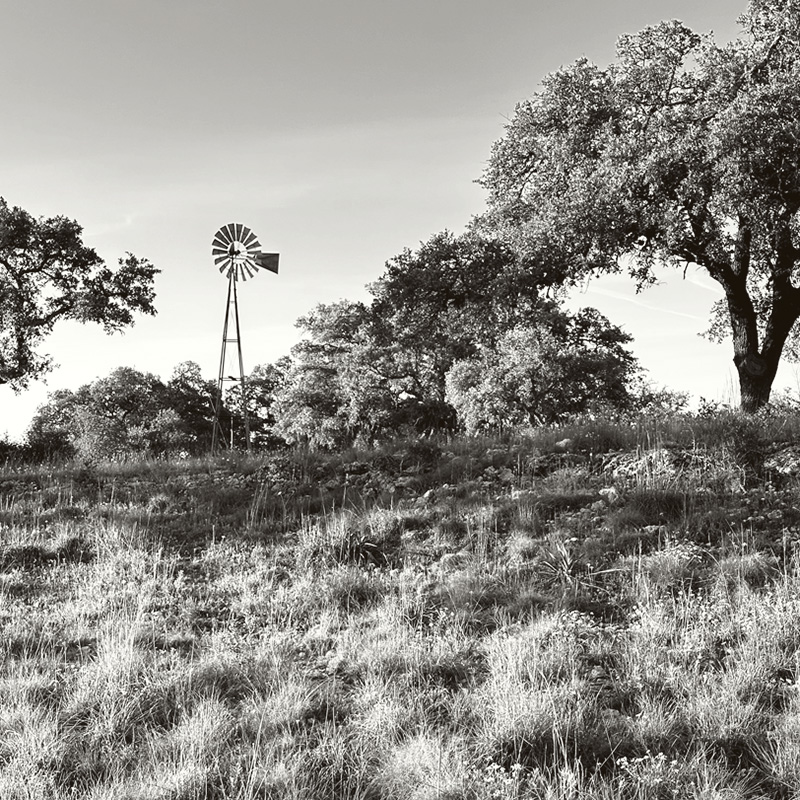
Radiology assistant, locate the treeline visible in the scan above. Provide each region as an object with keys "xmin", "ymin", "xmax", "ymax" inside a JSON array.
[
  {"xmin": 21, "ymin": 231, "xmax": 680, "ymax": 460},
  {"xmin": 22, "ymin": 361, "xmax": 284, "ymax": 460}
]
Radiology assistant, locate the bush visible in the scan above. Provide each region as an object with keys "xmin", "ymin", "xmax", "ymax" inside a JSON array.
[{"xmin": 446, "ymin": 310, "xmax": 637, "ymax": 434}]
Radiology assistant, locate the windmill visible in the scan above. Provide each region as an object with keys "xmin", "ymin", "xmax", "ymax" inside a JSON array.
[{"xmin": 211, "ymin": 223, "xmax": 279, "ymax": 452}]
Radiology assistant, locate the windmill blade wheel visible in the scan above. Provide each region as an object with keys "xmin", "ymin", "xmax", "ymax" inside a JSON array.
[{"xmin": 211, "ymin": 223, "xmax": 263, "ymax": 281}]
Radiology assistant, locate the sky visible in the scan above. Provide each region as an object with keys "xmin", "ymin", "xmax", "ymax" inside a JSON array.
[{"xmin": 3, "ymin": 0, "xmax": 784, "ymax": 441}]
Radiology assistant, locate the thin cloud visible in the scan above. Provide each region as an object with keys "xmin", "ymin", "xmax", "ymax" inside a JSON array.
[{"xmin": 581, "ymin": 285, "xmax": 709, "ymax": 322}]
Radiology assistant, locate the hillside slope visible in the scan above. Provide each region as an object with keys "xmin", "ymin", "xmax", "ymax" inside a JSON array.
[{"xmin": 1, "ymin": 414, "xmax": 800, "ymax": 798}]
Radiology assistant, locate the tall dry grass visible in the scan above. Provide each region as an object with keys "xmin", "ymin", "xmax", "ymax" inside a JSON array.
[{"xmin": 0, "ymin": 412, "xmax": 799, "ymax": 796}]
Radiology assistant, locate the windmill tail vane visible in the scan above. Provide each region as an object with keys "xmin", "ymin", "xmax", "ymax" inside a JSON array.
[
  {"xmin": 255, "ymin": 252, "xmax": 280, "ymax": 274},
  {"xmin": 212, "ymin": 222, "xmax": 280, "ymax": 281}
]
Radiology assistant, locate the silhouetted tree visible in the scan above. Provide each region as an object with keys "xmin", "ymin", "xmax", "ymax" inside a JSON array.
[{"xmin": 0, "ymin": 198, "xmax": 158, "ymax": 388}]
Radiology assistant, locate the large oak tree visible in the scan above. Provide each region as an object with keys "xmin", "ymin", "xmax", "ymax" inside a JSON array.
[
  {"xmin": 479, "ymin": 0, "xmax": 800, "ymax": 411},
  {"xmin": 0, "ymin": 198, "xmax": 158, "ymax": 388}
]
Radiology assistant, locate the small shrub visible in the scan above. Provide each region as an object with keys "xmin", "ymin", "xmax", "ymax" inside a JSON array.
[
  {"xmin": 714, "ymin": 551, "xmax": 779, "ymax": 590},
  {"xmin": 636, "ymin": 539, "xmax": 705, "ymax": 593}
]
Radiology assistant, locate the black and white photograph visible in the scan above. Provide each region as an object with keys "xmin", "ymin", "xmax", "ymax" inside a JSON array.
[{"xmin": 2, "ymin": 1, "xmax": 800, "ymax": 797}]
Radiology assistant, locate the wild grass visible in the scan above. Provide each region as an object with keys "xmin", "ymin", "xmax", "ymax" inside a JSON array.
[{"xmin": 3, "ymin": 410, "xmax": 800, "ymax": 797}]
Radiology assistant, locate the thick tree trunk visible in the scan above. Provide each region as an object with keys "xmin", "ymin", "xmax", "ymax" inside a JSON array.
[
  {"xmin": 722, "ymin": 216, "xmax": 800, "ymax": 413},
  {"xmin": 723, "ymin": 265, "xmax": 770, "ymax": 412},
  {"xmin": 735, "ymin": 352, "xmax": 778, "ymax": 413}
]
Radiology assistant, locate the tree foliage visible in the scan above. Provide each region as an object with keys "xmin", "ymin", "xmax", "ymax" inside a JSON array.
[
  {"xmin": 478, "ymin": 0, "xmax": 800, "ymax": 411},
  {"xmin": 368, "ymin": 230, "xmax": 549, "ymax": 403},
  {"xmin": 29, "ymin": 364, "xmax": 203, "ymax": 459},
  {"xmin": 27, "ymin": 360, "xmax": 287, "ymax": 459},
  {"xmin": 445, "ymin": 308, "xmax": 638, "ymax": 433},
  {"xmin": 272, "ymin": 232, "xmax": 638, "ymax": 446},
  {"xmin": 223, "ymin": 359, "xmax": 290, "ymax": 449},
  {"xmin": 271, "ymin": 233, "xmax": 553, "ymax": 447},
  {"xmin": 165, "ymin": 361, "xmax": 217, "ymax": 451},
  {"xmin": 30, "ymin": 367, "xmax": 179, "ymax": 460},
  {"xmin": 0, "ymin": 198, "xmax": 158, "ymax": 388},
  {"xmin": 272, "ymin": 301, "xmax": 396, "ymax": 448}
]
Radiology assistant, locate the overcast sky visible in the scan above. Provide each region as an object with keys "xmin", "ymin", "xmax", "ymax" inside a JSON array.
[{"xmin": 3, "ymin": 0, "xmax": 772, "ymax": 441}]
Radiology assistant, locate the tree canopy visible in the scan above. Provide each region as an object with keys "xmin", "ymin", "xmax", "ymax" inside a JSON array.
[
  {"xmin": 478, "ymin": 0, "xmax": 800, "ymax": 411},
  {"xmin": 272, "ymin": 232, "xmax": 552, "ymax": 447},
  {"xmin": 272, "ymin": 300, "xmax": 395, "ymax": 448},
  {"xmin": 25, "ymin": 362, "xmax": 271, "ymax": 459},
  {"xmin": 0, "ymin": 198, "xmax": 158, "ymax": 388},
  {"xmin": 368, "ymin": 230, "xmax": 550, "ymax": 404},
  {"xmin": 446, "ymin": 307, "xmax": 638, "ymax": 433},
  {"xmin": 271, "ymin": 232, "xmax": 639, "ymax": 447}
]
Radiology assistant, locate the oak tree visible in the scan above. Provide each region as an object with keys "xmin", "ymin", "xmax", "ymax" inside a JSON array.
[
  {"xmin": 273, "ymin": 233, "xmax": 555, "ymax": 446},
  {"xmin": 272, "ymin": 301, "xmax": 394, "ymax": 448},
  {"xmin": 445, "ymin": 308, "xmax": 637, "ymax": 432},
  {"xmin": 369, "ymin": 230, "xmax": 548, "ymax": 407},
  {"xmin": 0, "ymin": 198, "xmax": 158, "ymax": 388},
  {"xmin": 479, "ymin": 1, "xmax": 800, "ymax": 411}
]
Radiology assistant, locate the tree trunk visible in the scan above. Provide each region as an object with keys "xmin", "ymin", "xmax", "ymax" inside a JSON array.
[
  {"xmin": 724, "ymin": 267, "xmax": 770, "ymax": 412},
  {"xmin": 723, "ymin": 216, "xmax": 800, "ymax": 414},
  {"xmin": 734, "ymin": 352, "xmax": 778, "ymax": 413},
  {"xmin": 728, "ymin": 290, "xmax": 800, "ymax": 413}
]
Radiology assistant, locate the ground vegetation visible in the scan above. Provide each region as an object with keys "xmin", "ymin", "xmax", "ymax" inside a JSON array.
[{"xmin": 2, "ymin": 410, "xmax": 800, "ymax": 796}]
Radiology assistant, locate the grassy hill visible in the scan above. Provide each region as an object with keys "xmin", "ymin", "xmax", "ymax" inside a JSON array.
[{"xmin": 2, "ymin": 411, "xmax": 800, "ymax": 798}]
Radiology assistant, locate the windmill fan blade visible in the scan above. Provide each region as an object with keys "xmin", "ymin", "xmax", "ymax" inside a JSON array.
[
  {"xmin": 243, "ymin": 230, "xmax": 261, "ymax": 250},
  {"xmin": 255, "ymin": 252, "xmax": 279, "ymax": 274}
]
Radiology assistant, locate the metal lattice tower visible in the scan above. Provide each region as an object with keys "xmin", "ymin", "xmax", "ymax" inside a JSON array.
[{"xmin": 210, "ymin": 223, "xmax": 279, "ymax": 452}]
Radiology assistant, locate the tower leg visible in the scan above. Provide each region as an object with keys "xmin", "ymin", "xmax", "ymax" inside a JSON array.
[
  {"xmin": 232, "ymin": 277, "xmax": 251, "ymax": 452},
  {"xmin": 211, "ymin": 275, "xmax": 233, "ymax": 453},
  {"xmin": 211, "ymin": 273, "xmax": 251, "ymax": 453}
]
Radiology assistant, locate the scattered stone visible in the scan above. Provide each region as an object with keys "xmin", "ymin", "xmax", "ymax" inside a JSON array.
[
  {"xmin": 344, "ymin": 461, "xmax": 370, "ymax": 475},
  {"xmin": 498, "ymin": 467, "xmax": 515, "ymax": 484},
  {"xmin": 642, "ymin": 525, "xmax": 668, "ymax": 536},
  {"xmin": 765, "ymin": 445, "xmax": 800, "ymax": 476},
  {"xmin": 604, "ymin": 449, "xmax": 677, "ymax": 482},
  {"xmin": 603, "ymin": 447, "xmax": 745, "ymax": 493},
  {"xmin": 598, "ymin": 487, "xmax": 619, "ymax": 505}
]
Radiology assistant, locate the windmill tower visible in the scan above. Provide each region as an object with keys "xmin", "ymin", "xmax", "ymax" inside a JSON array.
[{"xmin": 211, "ymin": 223, "xmax": 279, "ymax": 452}]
